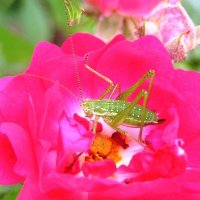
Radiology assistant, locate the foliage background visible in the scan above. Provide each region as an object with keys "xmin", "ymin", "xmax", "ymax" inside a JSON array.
[{"xmin": 0, "ymin": 0, "xmax": 199, "ymax": 198}]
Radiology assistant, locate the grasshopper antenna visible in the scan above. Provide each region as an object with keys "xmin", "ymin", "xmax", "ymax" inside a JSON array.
[{"xmin": 63, "ymin": 0, "xmax": 84, "ymax": 102}]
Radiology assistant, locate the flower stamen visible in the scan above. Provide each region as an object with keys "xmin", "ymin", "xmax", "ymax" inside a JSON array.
[{"xmin": 85, "ymin": 132, "xmax": 129, "ymax": 163}]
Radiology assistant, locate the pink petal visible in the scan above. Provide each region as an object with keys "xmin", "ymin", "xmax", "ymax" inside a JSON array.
[
  {"xmin": 18, "ymin": 177, "xmax": 85, "ymax": 200},
  {"xmin": 0, "ymin": 133, "xmax": 23, "ymax": 184},
  {"xmin": 85, "ymin": 0, "xmax": 119, "ymax": 16},
  {"xmin": 85, "ymin": 35, "xmax": 173, "ymax": 99},
  {"xmin": 27, "ymin": 55, "xmax": 81, "ymax": 99},
  {"xmin": 89, "ymin": 172, "xmax": 200, "ymax": 199},
  {"xmin": 85, "ymin": 0, "xmax": 161, "ymax": 16},
  {"xmin": 28, "ymin": 41, "xmax": 64, "ymax": 70},
  {"xmin": 0, "ymin": 76, "xmax": 13, "ymax": 91},
  {"xmin": 59, "ymin": 113, "xmax": 93, "ymax": 154},
  {"xmin": 61, "ymin": 33, "xmax": 105, "ymax": 56},
  {"xmin": 82, "ymin": 159, "xmax": 116, "ymax": 178},
  {"xmin": 33, "ymin": 138, "xmax": 57, "ymax": 179},
  {"xmin": 172, "ymin": 69, "xmax": 200, "ymax": 166},
  {"xmin": 146, "ymin": 75, "xmax": 200, "ymax": 167},
  {"xmin": 56, "ymin": 113, "xmax": 94, "ymax": 174},
  {"xmin": 35, "ymin": 83, "xmax": 69, "ymax": 146},
  {"xmin": 41, "ymin": 172, "xmax": 118, "ymax": 193},
  {"xmin": 0, "ymin": 76, "xmax": 31, "ymax": 128},
  {"xmin": 172, "ymin": 69, "xmax": 200, "ymax": 114},
  {"xmin": 145, "ymin": 106, "xmax": 180, "ymax": 150},
  {"xmin": 26, "ymin": 40, "xmax": 92, "ymax": 105},
  {"xmin": 127, "ymin": 142, "xmax": 186, "ymax": 181},
  {"xmin": 117, "ymin": 0, "xmax": 161, "ymax": 16},
  {"xmin": 74, "ymin": 113, "xmax": 103, "ymax": 133},
  {"xmin": 0, "ymin": 122, "xmax": 36, "ymax": 177}
]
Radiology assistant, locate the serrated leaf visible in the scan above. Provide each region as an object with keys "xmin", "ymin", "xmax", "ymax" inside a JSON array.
[{"xmin": 63, "ymin": 0, "xmax": 83, "ymax": 26}]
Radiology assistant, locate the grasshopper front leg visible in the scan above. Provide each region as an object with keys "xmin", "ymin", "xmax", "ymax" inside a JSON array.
[
  {"xmin": 84, "ymin": 64, "xmax": 120, "ymax": 100},
  {"xmin": 84, "ymin": 55, "xmax": 122, "ymax": 134},
  {"xmin": 84, "ymin": 64, "xmax": 121, "ymax": 134}
]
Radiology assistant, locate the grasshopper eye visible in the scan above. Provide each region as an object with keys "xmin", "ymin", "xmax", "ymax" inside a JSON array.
[{"xmin": 84, "ymin": 108, "xmax": 93, "ymax": 118}]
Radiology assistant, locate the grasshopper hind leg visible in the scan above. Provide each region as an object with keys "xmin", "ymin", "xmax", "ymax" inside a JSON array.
[
  {"xmin": 109, "ymin": 89, "xmax": 149, "ymax": 143},
  {"xmin": 106, "ymin": 122, "xmax": 146, "ymax": 148},
  {"xmin": 114, "ymin": 70, "xmax": 155, "ymax": 143}
]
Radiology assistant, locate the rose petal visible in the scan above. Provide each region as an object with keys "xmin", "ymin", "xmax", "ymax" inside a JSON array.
[
  {"xmin": 82, "ymin": 159, "xmax": 116, "ymax": 178},
  {"xmin": 61, "ymin": 33, "xmax": 105, "ymax": 56},
  {"xmin": 0, "ymin": 133, "xmax": 23, "ymax": 184},
  {"xmin": 0, "ymin": 122, "xmax": 36, "ymax": 177}
]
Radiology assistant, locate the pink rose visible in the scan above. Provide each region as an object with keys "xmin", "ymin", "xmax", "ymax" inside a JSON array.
[
  {"xmin": 0, "ymin": 33, "xmax": 200, "ymax": 199},
  {"xmin": 85, "ymin": 0, "xmax": 162, "ymax": 17},
  {"xmin": 85, "ymin": 0, "xmax": 199, "ymax": 62}
]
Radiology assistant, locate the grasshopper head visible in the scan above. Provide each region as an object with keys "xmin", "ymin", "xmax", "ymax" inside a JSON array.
[{"xmin": 81, "ymin": 99, "xmax": 94, "ymax": 118}]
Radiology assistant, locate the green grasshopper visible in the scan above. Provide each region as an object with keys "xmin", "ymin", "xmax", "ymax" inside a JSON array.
[
  {"xmin": 62, "ymin": 0, "xmax": 163, "ymax": 145},
  {"xmin": 80, "ymin": 57, "xmax": 164, "ymax": 144},
  {"xmin": 24, "ymin": 60, "xmax": 163, "ymax": 146}
]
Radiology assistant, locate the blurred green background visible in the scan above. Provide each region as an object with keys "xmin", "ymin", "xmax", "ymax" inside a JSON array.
[
  {"xmin": 0, "ymin": 0, "xmax": 199, "ymax": 199},
  {"xmin": 0, "ymin": 0, "xmax": 97, "ymax": 77},
  {"xmin": 0, "ymin": 0, "xmax": 200, "ymax": 78}
]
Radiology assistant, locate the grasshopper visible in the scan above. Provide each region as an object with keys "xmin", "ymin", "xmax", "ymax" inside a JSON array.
[
  {"xmin": 62, "ymin": 0, "xmax": 163, "ymax": 145},
  {"xmin": 24, "ymin": 57, "xmax": 163, "ymax": 147},
  {"xmin": 80, "ymin": 56, "xmax": 164, "ymax": 144}
]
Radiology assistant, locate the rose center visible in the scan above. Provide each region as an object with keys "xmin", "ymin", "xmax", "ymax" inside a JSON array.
[{"xmin": 85, "ymin": 131, "xmax": 129, "ymax": 163}]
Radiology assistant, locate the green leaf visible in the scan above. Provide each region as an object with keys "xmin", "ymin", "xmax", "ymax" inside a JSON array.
[
  {"xmin": 0, "ymin": 26, "xmax": 34, "ymax": 76},
  {"xmin": 70, "ymin": 14, "xmax": 97, "ymax": 34},
  {"xmin": 63, "ymin": 0, "xmax": 83, "ymax": 25},
  {"xmin": 18, "ymin": 0, "xmax": 52, "ymax": 43},
  {"xmin": 0, "ymin": 185, "xmax": 21, "ymax": 200}
]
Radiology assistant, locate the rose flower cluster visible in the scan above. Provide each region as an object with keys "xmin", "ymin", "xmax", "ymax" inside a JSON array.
[{"xmin": 85, "ymin": 0, "xmax": 200, "ymax": 62}]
